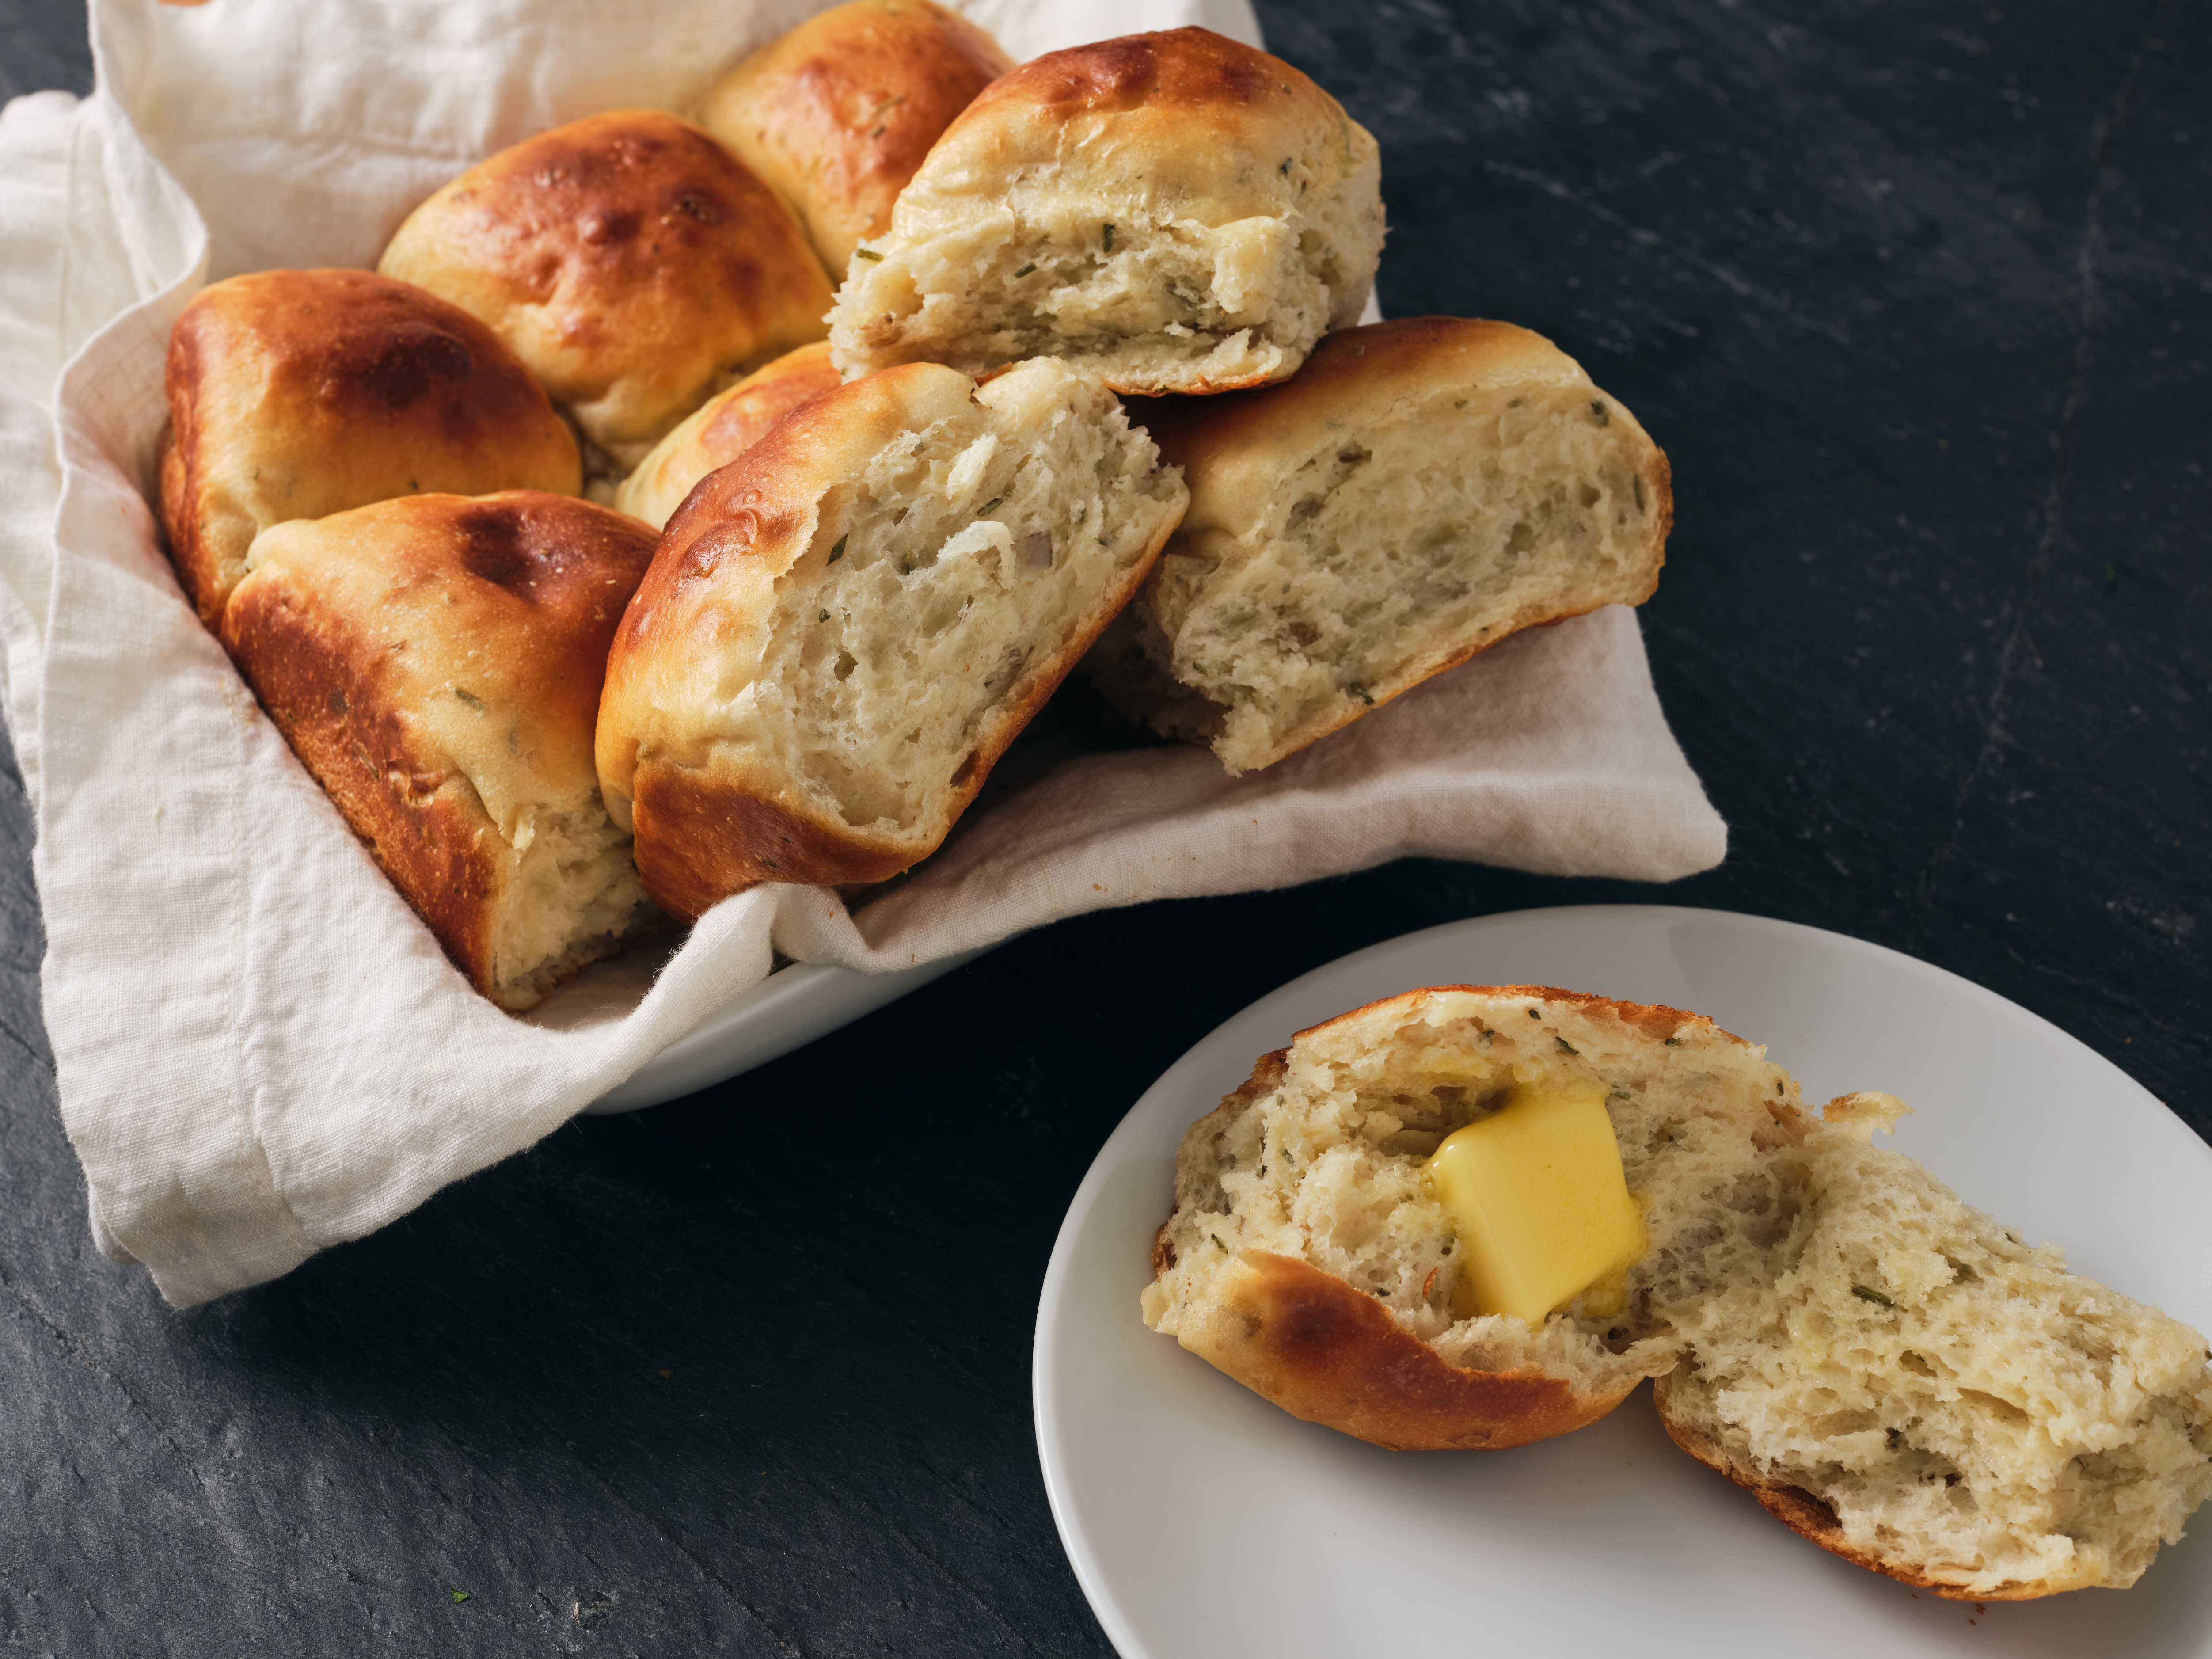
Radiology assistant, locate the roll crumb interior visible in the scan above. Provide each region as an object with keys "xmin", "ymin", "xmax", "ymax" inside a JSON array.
[
  {"xmin": 596, "ymin": 357, "xmax": 1189, "ymax": 917},
  {"xmin": 827, "ymin": 27, "xmax": 1383, "ymax": 395}
]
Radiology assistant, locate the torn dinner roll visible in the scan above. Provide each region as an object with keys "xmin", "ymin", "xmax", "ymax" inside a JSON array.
[
  {"xmin": 1093, "ymin": 318, "xmax": 1672, "ymax": 773},
  {"xmin": 827, "ymin": 27, "xmax": 1383, "ymax": 394},
  {"xmin": 1144, "ymin": 985, "xmax": 2212, "ymax": 1597},
  {"xmin": 595, "ymin": 356, "xmax": 1189, "ymax": 919},
  {"xmin": 222, "ymin": 491, "xmax": 660, "ymax": 1010}
]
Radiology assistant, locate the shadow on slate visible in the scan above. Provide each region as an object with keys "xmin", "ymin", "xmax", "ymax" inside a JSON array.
[{"xmin": 0, "ymin": 0, "xmax": 2207, "ymax": 1655}]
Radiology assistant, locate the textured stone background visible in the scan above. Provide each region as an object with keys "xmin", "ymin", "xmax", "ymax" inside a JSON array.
[{"xmin": 1, "ymin": 0, "xmax": 2206, "ymax": 1652}]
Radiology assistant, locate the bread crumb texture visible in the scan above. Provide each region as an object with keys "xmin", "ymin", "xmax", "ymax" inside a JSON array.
[
  {"xmin": 1113, "ymin": 323, "xmax": 1671, "ymax": 772},
  {"xmin": 1661, "ymin": 1107, "xmax": 2212, "ymax": 1596},
  {"xmin": 1144, "ymin": 987, "xmax": 2212, "ymax": 1594},
  {"xmin": 827, "ymin": 29, "xmax": 1383, "ymax": 393},
  {"xmin": 488, "ymin": 803, "xmax": 651, "ymax": 1009},
  {"xmin": 1144, "ymin": 989, "xmax": 1805, "ymax": 1416},
  {"xmin": 766, "ymin": 359, "xmax": 1184, "ymax": 834}
]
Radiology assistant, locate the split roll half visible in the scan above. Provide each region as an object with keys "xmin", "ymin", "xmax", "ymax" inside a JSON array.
[
  {"xmin": 1097, "ymin": 317, "xmax": 1672, "ymax": 773},
  {"xmin": 1143, "ymin": 986, "xmax": 2212, "ymax": 1598},
  {"xmin": 222, "ymin": 491, "xmax": 661, "ymax": 1010},
  {"xmin": 595, "ymin": 358, "xmax": 1190, "ymax": 919}
]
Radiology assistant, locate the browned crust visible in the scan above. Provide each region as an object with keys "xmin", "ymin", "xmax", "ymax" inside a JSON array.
[
  {"xmin": 1127, "ymin": 318, "xmax": 1674, "ymax": 770},
  {"xmin": 160, "ymin": 267, "xmax": 580, "ymax": 629},
  {"xmin": 378, "ymin": 110, "xmax": 833, "ymax": 458},
  {"xmin": 1652, "ymin": 1374, "xmax": 2065, "ymax": 1601},
  {"xmin": 630, "ymin": 765, "xmax": 916, "ymax": 919},
  {"xmin": 1186, "ymin": 1249, "xmax": 1636, "ymax": 1451},
  {"xmin": 222, "ymin": 577, "xmax": 505, "ymax": 991},
  {"xmin": 220, "ymin": 492, "xmax": 658, "ymax": 1004},
  {"xmin": 692, "ymin": 344, "xmax": 843, "ymax": 476},
  {"xmin": 699, "ymin": 0, "xmax": 1013, "ymax": 273},
  {"xmin": 958, "ymin": 26, "xmax": 1327, "ymax": 135},
  {"xmin": 620, "ymin": 342, "xmax": 843, "ymax": 528}
]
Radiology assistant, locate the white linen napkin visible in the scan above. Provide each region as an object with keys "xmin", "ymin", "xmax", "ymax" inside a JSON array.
[{"xmin": 0, "ymin": 0, "xmax": 1726, "ymax": 1307}]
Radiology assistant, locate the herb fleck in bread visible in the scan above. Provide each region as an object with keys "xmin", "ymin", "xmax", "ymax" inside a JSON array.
[{"xmin": 1144, "ymin": 986, "xmax": 2212, "ymax": 1594}]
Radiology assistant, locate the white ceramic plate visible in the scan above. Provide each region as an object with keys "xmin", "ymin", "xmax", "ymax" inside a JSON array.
[{"xmin": 1034, "ymin": 905, "xmax": 2212, "ymax": 1659}]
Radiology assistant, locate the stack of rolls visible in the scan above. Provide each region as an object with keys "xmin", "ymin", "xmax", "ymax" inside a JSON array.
[{"xmin": 159, "ymin": 3, "xmax": 1676, "ymax": 1003}]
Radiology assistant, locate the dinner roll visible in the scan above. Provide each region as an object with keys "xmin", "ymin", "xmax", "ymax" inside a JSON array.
[
  {"xmin": 222, "ymin": 492, "xmax": 659, "ymax": 1011},
  {"xmin": 614, "ymin": 342, "xmax": 840, "ymax": 529},
  {"xmin": 1144, "ymin": 987, "xmax": 1801, "ymax": 1451},
  {"xmin": 697, "ymin": 0, "xmax": 1014, "ymax": 279},
  {"xmin": 378, "ymin": 111, "xmax": 834, "ymax": 471},
  {"xmin": 596, "ymin": 357, "xmax": 1189, "ymax": 918},
  {"xmin": 1144, "ymin": 987, "xmax": 2212, "ymax": 1598},
  {"xmin": 827, "ymin": 27, "xmax": 1383, "ymax": 394},
  {"xmin": 159, "ymin": 268, "xmax": 580, "ymax": 628},
  {"xmin": 1093, "ymin": 319, "xmax": 1672, "ymax": 773}
]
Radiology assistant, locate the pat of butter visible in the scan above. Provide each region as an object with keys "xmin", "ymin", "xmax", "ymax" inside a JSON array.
[{"xmin": 1424, "ymin": 1081, "xmax": 1647, "ymax": 1324}]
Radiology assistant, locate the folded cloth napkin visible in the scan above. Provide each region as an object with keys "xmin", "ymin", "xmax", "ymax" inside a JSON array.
[{"xmin": 0, "ymin": 0, "xmax": 1726, "ymax": 1308}]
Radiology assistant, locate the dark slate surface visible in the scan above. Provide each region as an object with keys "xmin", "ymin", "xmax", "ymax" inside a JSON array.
[{"xmin": 2, "ymin": 0, "xmax": 2207, "ymax": 1652}]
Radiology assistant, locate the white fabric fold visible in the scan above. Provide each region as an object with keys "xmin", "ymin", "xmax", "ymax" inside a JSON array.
[{"xmin": 0, "ymin": 0, "xmax": 1726, "ymax": 1307}]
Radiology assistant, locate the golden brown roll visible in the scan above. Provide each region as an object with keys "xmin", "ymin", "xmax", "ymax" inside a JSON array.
[
  {"xmin": 827, "ymin": 27, "xmax": 1384, "ymax": 394},
  {"xmin": 222, "ymin": 491, "xmax": 659, "ymax": 1011},
  {"xmin": 158, "ymin": 267, "xmax": 580, "ymax": 629},
  {"xmin": 1092, "ymin": 318, "xmax": 1672, "ymax": 773},
  {"xmin": 378, "ymin": 110, "xmax": 835, "ymax": 471},
  {"xmin": 613, "ymin": 341, "xmax": 841, "ymax": 529},
  {"xmin": 697, "ymin": 0, "xmax": 1013, "ymax": 279},
  {"xmin": 596, "ymin": 356, "xmax": 1188, "ymax": 920}
]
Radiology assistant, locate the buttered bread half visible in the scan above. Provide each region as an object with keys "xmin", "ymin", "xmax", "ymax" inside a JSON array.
[
  {"xmin": 1143, "ymin": 986, "xmax": 2212, "ymax": 1597},
  {"xmin": 1145, "ymin": 987, "xmax": 1803, "ymax": 1450}
]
